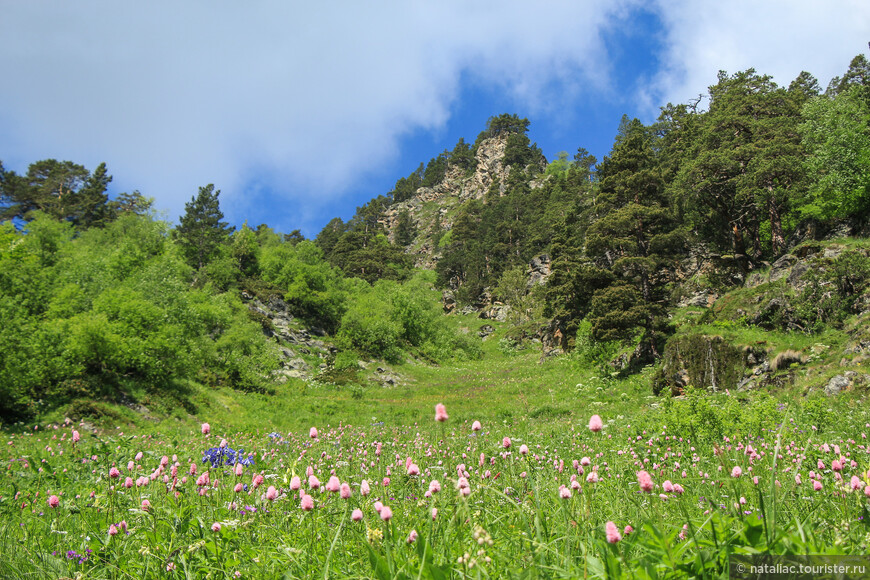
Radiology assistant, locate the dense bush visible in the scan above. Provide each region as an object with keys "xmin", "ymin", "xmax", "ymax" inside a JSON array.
[
  {"xmin": 338, "ymin": 271, "xmax": 481, "ymax": 362},
  {"xmin": 0, "ymin": 214, "xmax": 280, "ymax": 422}
]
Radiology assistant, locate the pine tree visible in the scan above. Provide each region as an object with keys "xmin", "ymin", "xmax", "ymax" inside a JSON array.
[
  {"xmin": 174, "ymin": 184, "xmax": 234, "ymax": 271},
  {"xmin": 0, "ymin": 159, "xmax": 89, "ymax": 222},
  {"xmin": 674, "ymin": 70, "xmax": 804, "ymax": 258},
  {"xmin": 395, "ymin": 209, "xmax": 416, "ymax": 246},
  {"xmin": 585, "ymin": 118, "xmax": 685, "ymax": 356},
  {"xmin": 108, "ymin": 191, "xmax": 154, "ymax": 217},
  {"xmin": 70, "ymin": 162, "xmax": 112, "ymax": 228}
]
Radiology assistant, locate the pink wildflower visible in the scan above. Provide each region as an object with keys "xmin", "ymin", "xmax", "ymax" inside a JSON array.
[
  {"xmin": 605, "ymin": 521, "xmax": 621, "ymax": 544},
  {"xmin": 637, "ymin": 470, "xmax": 654, "ymax": 492},
  {"xmin": 325, "ymin": 476, "xmax": 340, "ymax": 493},
  {"xmin": 407, "ymin": 530, "xmax": 418, "ymax": 544},
  {"xmin": 559, "ymin": 485, "xmax": 572, "ymax": 499},
  {"xmin": 266, "ymin": 486, "xmax": 278, "ymax": 501},
  {"xmin": 141, "ymin": 499, "xmax": 151, "ymax": 511},
  {"xmin": 234, "ymin": 483, "xmax": 244, "ymax": 493},
  {"xmin": 813, "ymin": 480, "xmax": 823, "ymax": 491},
  {"xmin": 48, "ymin": 495, "xmax": 59, "ymax": 508},
  {"xmin": 340, "ymin": 483, "xmax": 352, "ymax": 499},
  {"xmin": 380, "ymin": 506, "xmax": 393, "ymax": 521},
  {"xmin": 435, "ymin": 403, "xmax": 449, "ymax": 422},
  {"xmin": 360, "ymin": 480, "xmax": 371, "ymax": 496},
  {"xmin": 407, "ymin": 463, "xmax": 420, "ymax": 476},
  {"xmin": 201, "ymin": 423, "xmax": 210, "ymax": 435},
  {"xmin": 472, "ymin": 420, "xmax": 482, "ymax": 432},
  {"xmin": 211, "ymin": 522, "xmax": 221, "ymax": 532},
  {"xmin": 624, "ymin": 525, "xmax": 633, "ymax": 535},
  {"xmin": 374, "ymin": 501, "xmax": 383, "ymax": 513},
  {"xmin": 429, "ymin": 480, "xmax": 441, "ymax": 494},
  {"xmin": 234, "ymin": 462, "xmax": 244, "ymax": 477},
  {"xmin": 309, "ymin": 427, "xmax": 318, "ymax": 439},
  {"xmin": 731, "ymin": 466, "xmax": 742, "ymax": 478},
  {"xmin": 308, "ymin": 475, "xmax": 320, "ymax": 490},
  {"xmin": 589, "ymin": 415, "xmax": 603, "ymax": 433},
  {"xmin": 300, "ymin": 494, "xmax": 314, "ymax": 511},
  {"xmin": 502, "ymin": 437, "xmax": 512, "ymax": 449},
  {"xmin": 109, "ymin": 467, "xmax": 120, "ymax": 479},
  {"xmin": 351, "ymin": 509, "xmax": 363, "ymax": 521},
  {"xmin": 663, "ymin": 480, "xmax": 674, "ymax": 493},
  {"xmin": 72, "ymin": 430, "xmax": 80, "ymax": 443},
  {"xmin": 519, "ymin": 444, "xmax": 529, "ymax": 455},
  {"xmin": 252, "ymin": 474, "xmax": 264, "ymax": 489},
  {"xmin": 432, "ymin": 508, "xmax": 438, "ymax": 520},
  {"xmin": 108, "ymin": 524, "xmax": 118, "ymax": 536}
]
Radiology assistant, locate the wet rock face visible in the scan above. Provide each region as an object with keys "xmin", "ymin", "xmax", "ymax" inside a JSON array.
[{"xmin": 657, "ymin": 334, "xmax": 750, "ymax": 394}]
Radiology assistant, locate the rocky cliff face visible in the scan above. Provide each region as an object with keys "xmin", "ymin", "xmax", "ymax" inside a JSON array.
[
  {"xmin": 380, "ymin": 135, "xmax": 545, "ymax": 269},
  {"xmin": 657, "ymin": 238, "xmax": 870, "ymax": 396}
]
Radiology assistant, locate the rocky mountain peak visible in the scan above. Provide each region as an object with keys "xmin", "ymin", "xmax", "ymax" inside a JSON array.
[{"xmin": 381, "ymin": 134, "xmax": 545, "ymax": 268}]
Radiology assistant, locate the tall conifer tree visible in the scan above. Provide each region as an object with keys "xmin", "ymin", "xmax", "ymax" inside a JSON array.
[{"xmin": 174, "ymin": 184, "xmax": 233, "ymax": 271}]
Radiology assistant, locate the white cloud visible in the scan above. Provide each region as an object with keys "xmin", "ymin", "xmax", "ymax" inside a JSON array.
[
  {"xmin": 0, "ymin": 1, "xmax": 634, "ymax": 227},
  {"xmin": 648, "ymin": 0, "xmax": 870, "ymax": 111}
]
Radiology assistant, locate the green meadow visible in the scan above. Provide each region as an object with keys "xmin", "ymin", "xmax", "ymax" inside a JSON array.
[{"xmin": 4, "ymin": 322, "xmax": 870, "ymax": 579}]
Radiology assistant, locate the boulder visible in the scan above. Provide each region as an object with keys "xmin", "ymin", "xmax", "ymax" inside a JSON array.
[
  {"xmin": 769, "ymin": 254, "xmax": 799, "ymax": 283},
  {"xmin": 825, "ymin": 374, "xmax": 851, "ymax": 396},
  {"xmin": 478, "ymin": 324, "xmax": 495, "ymax": 338},
  {"xmin": 677, "ymin": 290, "xmax": 718, "ymax": 308}
]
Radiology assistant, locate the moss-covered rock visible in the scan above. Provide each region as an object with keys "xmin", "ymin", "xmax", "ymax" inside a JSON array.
[{"xmin": 656, "ymin": 333, "xmax": 757, "ymax": 395}]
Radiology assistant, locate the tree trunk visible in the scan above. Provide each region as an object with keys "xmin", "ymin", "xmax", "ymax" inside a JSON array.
[{"xmin": 769, "ymin": 196, "xmax": 784, "ymax": 256}]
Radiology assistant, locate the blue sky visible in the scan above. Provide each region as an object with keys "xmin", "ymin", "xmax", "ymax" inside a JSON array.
[{"xmin": 1, "ymin": 1, "xmax": 868, "ymax": 237}]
